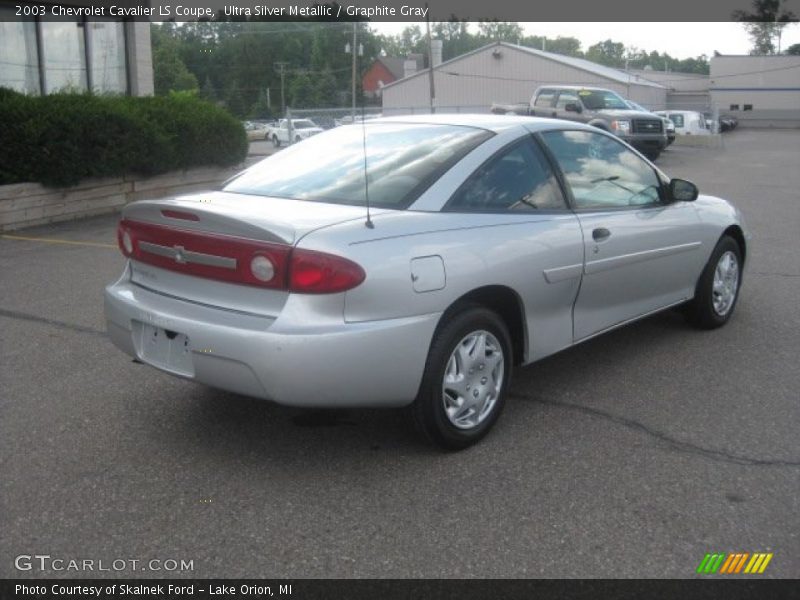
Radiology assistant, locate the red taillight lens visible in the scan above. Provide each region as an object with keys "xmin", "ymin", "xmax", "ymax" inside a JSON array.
[
  {"xmin": 289, "ymin": 248, "xmax": 366, "ymax": 294},
  {"xmin": 117, "ymin": 219, "xmax": 365, "ymax": 294}
]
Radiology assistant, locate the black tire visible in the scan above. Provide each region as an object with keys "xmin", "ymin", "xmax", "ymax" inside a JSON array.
[
  {"xmin": 272, "ymin": 135, "xmax": 280, "ymax": 148},
  {"xmin": 411, "ymin": 306, "xmax": 512, "ymax": 450},
  {"xmin": 684, "ymin": 235, "xmax": 743, "ymax": 329},
  {"xmin": 644, "ymin": 149, "xmax": 661, "ymax": 161},
  {"xmin": 295, "ymin": 136, "xmax": 301, "ymax": 144}
]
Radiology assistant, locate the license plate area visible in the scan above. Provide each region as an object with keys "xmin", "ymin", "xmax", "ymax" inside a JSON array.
[{"xmin": 132, "ymin": 321, "xmax": 194, "ymax": 377}]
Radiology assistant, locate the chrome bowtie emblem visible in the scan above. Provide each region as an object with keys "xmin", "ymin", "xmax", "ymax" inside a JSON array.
[{"xmin": 174, "ymin": 245, "xmax": 187, "ymax": 264}]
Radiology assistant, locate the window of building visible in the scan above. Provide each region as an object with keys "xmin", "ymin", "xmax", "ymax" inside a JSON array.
[
  {"xmin": 730, "ymin": 104, "xmax": 740, "ymax": 111},
  {"xmin": 88, "ymin": 20, "xmax": 127, "ymax": 93},
  {"xmin": 0, "ymin": 8, "xmax": 129, "ymax": 95},
  {"xmin": 743, "ymin": 104, "xmax": 753, "ymax": 111},
  {"xmin": 0, "ymin": 7, "xmax": 41, "ymax": 94},
  {"xmin": 40, "ymin": 20, "xmax": 88, "ymax": 93}
]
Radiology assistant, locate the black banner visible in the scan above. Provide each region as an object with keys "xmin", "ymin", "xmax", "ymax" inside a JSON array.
[{"xmin": 2, "ymin": 579, "xmax": 800, "ymax": 600}]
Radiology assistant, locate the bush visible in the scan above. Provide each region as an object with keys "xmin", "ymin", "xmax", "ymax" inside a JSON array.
[{"xmin": 0, "ymin": 89, "xmax": 248, "ymax": 187}]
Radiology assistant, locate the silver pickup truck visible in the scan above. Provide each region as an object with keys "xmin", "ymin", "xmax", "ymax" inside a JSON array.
[{"xmin": 530, "ymin": 85, "xmax": 667, "ymax": 161}]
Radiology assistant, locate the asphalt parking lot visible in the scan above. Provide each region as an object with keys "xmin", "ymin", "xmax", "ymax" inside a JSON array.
[{"xmin": 1, "ymin": 129, "xmax": 798, "ymax": 579}]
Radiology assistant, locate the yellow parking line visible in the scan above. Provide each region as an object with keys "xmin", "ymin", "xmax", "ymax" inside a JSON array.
[{"xmin": 0, "ymin": 234, "xmax": 117, "ymax": 249}]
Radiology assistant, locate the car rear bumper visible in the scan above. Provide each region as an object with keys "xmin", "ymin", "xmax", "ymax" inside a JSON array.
[{"xmin": 104, "ymin": 278, "xmax": 439, "ymax": 408}]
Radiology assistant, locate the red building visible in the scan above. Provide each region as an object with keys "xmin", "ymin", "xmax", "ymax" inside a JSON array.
[{"xmin": 362, "ymin": 55, "xmax": 424, "ymax": 98}]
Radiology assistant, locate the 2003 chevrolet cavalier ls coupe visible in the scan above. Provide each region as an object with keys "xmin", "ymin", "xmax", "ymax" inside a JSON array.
[{"xmin": 105, "ymin": 115, "xmax": 747, "ymax": 448}]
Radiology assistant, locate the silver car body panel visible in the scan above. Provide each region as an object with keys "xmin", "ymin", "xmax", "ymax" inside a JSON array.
[{"xmin": 105, "ymin": 115, "xmax": 748, "ymax": 408}]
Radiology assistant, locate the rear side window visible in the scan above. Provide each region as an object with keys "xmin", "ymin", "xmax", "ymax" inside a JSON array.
[
  {"xmin": 225, "ymin": 123, "xmax": 492, "ymax": 209},
  {"xmin": 534, "ymin": 90, "xmax": 556, "ymax": 108},
  {"xmin": 555, "ymin": 91, "xmax": 580, "ymax": 109},
  {"xmin": 446, "ymin": 138, "xmax": 566, "ymax": 212}
]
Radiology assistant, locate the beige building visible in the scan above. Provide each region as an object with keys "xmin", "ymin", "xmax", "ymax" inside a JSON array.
[
  {"xmin": 710, "ymin": 55, "xmax": 800, "ymax": 127},
  {"xmin": 0, "ymin": 0, "xmax": 153, "ymax": 96},
  {"xmin": 381, "ymin": 42, "xmax": 667, "ymax": 114},
  {"xmin": 629, "ymin": 68, "xmax": 711, "ymax": 112}
]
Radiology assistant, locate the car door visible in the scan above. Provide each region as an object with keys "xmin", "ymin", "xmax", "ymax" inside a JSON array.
[
  {"xmin": 444, "ymin": 136, "xmax": 585, "ymax": 361},
  {"xmin": 553, "ymin": 89, "xmax": 584, "ymax": 123},
  {"xmin": 531, "ymin": 88, "xmax": 558, "ymax": 118},
  {"xmin": 539, "ymin": 129, "xmax": 706, "ymax": 341}
]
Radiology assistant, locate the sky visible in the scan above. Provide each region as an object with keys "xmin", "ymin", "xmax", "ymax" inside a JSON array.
[{"xmin": 371, "ymin": 22, "xmax": 800, "ymax": 59}]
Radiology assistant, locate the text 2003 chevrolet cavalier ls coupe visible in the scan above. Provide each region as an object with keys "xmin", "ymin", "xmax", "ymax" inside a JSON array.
[{"xmin": 105, "ymin": 115, "xmax": 747, "ymax": 449}]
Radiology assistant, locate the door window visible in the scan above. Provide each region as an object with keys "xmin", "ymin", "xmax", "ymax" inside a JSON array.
[
  {"xmin": 448, "ymin": 139, "xmax": 566, "ymax": 212},
  {"xmin": 555, "ymin": 91, "xmax": 580, "ymax": 110},
  {"xmin": 541, "ymin": 130, "xmax": 662, "ymax": 209}
]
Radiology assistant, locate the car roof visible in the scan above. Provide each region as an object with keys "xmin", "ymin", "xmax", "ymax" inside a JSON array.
[
  {"xmin": 535, "ymin": 85, "xmax": 614, "ymax": 93},
  {"xmin": 370, "ymin": 113, "xmax": 592, "ymax": 134}
]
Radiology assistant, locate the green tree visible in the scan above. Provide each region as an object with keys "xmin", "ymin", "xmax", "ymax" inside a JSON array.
[
  {"xmin": 787, "ymin": 42, "xmax": 800, "ymax": 54},
  {"xmin": 585, "ymin": 40, "xmax": 626, "ymax": 68},
  {"xmin": 225, "ymin": 81, "xmax": 247, "ymax": 118},
  {"xmin": 733, "ymin": 0, "xmax": 798, "ymax": 54},
  {"xmin": 313, "ymin": 69, "xmax": 339, "ymax": 107},
  {"xmin": 289, "ymin": 71, "xmax": 315, "ymax": 108},
  {"xmin": 477, "ymin": 21, "xmax": 524, "ymax": 43},
  {"xmin": 151, "ymin": 30, "xmax": 199, "ymax": 95}
]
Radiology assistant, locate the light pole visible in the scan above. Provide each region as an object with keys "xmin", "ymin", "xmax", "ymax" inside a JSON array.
[
  {"xmin": 273, "ymin": 61, "xmax": 289, "ymax": 115},
  {"xmin": 345, "ymin": 23, "xmax": 363, "ymax": 121}
]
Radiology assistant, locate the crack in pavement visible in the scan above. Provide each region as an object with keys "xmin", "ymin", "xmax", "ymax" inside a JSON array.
[
  {"xmin": 0, "ymin": 308, "xmax": 106, "ymax": 338},
  {"xmin": 510, "ymin": 392, "xmax": 800, "ymax": 467}
]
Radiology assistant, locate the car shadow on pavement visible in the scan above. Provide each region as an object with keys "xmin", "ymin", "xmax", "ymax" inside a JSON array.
[{"xmin": 149, "ymin": 307, "xmax": 701, "ymax": 469}]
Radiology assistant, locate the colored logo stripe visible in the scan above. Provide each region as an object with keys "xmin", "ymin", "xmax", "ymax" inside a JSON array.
[{"xmin": 698, "ymin": 552, "xmax": 773, "ymax": 574}]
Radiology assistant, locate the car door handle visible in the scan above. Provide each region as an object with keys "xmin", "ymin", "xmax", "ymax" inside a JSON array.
[{"xmin": 592, "ymin": 227, "xmax": 611, "ymax": 242}]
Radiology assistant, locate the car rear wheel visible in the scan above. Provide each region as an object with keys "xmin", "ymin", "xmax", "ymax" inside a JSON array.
[
  {"xmin": 272, "ymin": 135, "xmax": 280, "ymax": 148},
  {"xmin": 685, "ymin": 236, "xmax": 742, "ymax": 329},
  {"xmin": 412, "ymin": 306, "xmax": 512, "ymax": 450}
]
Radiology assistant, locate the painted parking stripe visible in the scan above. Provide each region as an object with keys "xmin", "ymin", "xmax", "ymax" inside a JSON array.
[{"xmin": 0, "ymin": 234, "xmax": 116, "ymax": 249}]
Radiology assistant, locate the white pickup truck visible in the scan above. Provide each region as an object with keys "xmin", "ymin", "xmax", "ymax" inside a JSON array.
[{"xmin": 268, "ymin": 119, "xmax": 324, "ymax": 147}]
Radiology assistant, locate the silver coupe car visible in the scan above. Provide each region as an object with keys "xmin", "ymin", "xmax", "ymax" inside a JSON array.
[{"xmin": 105, "ymin": 115, "xmax": 747, "ymax": 449}]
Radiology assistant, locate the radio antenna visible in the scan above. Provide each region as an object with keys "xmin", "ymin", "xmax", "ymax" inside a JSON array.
[{"xmin": 361, "ymin": 81, "xmax": 374, "ymax": 229}]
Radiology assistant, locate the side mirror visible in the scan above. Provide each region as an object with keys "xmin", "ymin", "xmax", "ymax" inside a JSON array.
[
  {"xmin": 669, "ymin": 178, "xmax": 699, "ymax": 202},
  {"xmin": 564, "ymin": 102, "xmax": 582, "ymax": 113}
]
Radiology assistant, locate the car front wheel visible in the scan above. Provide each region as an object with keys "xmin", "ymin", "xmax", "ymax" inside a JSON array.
[
  {"xmin": 412, "ymin": 306, "xmax": 512, "ymax": 450},
  {"xmin": 685, "ymin": 235, "xmax": 743, "ymax": 329}
]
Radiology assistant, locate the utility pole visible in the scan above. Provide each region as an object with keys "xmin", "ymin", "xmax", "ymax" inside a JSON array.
[
  {"xmin": 426, "ymin": 4, "xmax": 435, "ymax": 114},
  {"xmin": 273, "ymin": 62, "xmax": 289, "ymax": 115}
]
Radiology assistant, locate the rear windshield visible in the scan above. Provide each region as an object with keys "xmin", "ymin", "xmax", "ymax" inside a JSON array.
[
  {"xmin": 578, "ymin": 89, "xmax": 629, "ymax": 110},
  {"xmin": 224, "ymin": 123, "xmax": 493, "ymax": 209}
]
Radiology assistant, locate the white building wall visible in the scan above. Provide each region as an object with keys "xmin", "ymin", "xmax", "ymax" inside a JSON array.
[
  {"xmin": 710, "ymin": 55, "xmax": 800, "ymax": 127},
  {"xmin": 382, "ymin": 44, "xmax": 666, "ymax": 114},
  {"xmin": 127, "ymin": 22, "xmax": 154, "ymax": 97}
]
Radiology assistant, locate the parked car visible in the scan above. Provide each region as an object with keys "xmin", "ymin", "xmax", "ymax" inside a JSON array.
[
  {"xmin": 719, "ymin": 115, "xmax": 739, "ymax": 132},
  {"xmin": 244, "ymin": 120, "xmax": 270, "ymax": 141},
  {"xmin": 655, "ymin": 111, "xmax": 711, "ymax": 136},
  {"xmin": 624, "ymin": 99, "xmax": 675, "ymax": 145},
  {"xmin": 530, "ymin": 85, "xmax": 667, "ymax": 160},
  {"xmin": 269, "ymin": 118, "xmax": 324, "ymax": 147},
  {"xmin": 490, "ymin": 102, "xmax": 530, "ymax": 115},
  {"xmin": 106, "ymin": 115, "xmax": 747, "ymax": 449}
]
